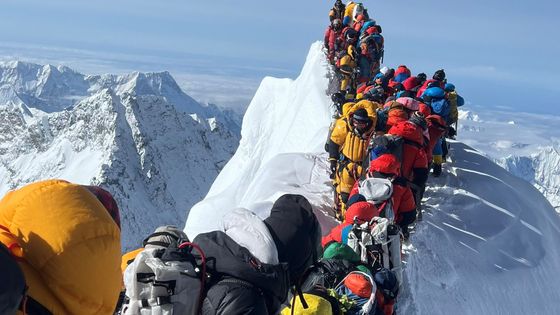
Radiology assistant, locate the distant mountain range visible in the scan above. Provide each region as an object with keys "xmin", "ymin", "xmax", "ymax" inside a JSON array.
[{"xmin": 0, "ymin": 61, "xmax": 241, "ymax": 250}]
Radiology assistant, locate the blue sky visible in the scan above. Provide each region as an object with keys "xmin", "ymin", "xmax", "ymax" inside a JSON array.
[{"xmin": 1, "ymin": 0, "xmax": 559, "ymax": 114}]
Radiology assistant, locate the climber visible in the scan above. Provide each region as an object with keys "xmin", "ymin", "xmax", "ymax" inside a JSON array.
[
  {"xmin": 325, "ymin": 19, "xmax": 344, "ymax": 64},
  {"xmin": 386, "ymin": 114, "xmax": 429, "ymax": 214},
  {"xmin": 0, "ymin": 179, "xmax": 122, "ymax": 315},
  {"xmin": 197, "ymin": 194, "xmax": 322, "ymax": 314},
  {"xmin": 425, "ymin": 114, "xmax": 448, "ymax": 177},
  {"xmin": 322, "ymin": 197, "xmax": 377, "ymax": 247},
  {"xmin": 329, "ymin": 0, "xmax": 346, "ymax": 22},
  {"xmin": 329, "ymin": 105, "xmax": 377, "ymax": 217},
  {"xmin": 337, "ymin": 45, "xmax": 359, "ymax": 98}
]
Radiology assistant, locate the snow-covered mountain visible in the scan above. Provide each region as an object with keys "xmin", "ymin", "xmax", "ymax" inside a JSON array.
[
  {"xmin": 458, "ymin": 108, "xmax": 560, "ymax": 212},
  {"xmin": 0, "ymin": 61, "xmax": 241, "ymax": 251},
  {"xmin": 186, "ymin": 42, "xmax": 560, "ymax": 313}
]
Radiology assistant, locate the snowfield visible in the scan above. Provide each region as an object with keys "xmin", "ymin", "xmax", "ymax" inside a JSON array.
[
  {"xmin": 458, "ymin": 107, "xmax": 560, "ymax": 211},
  {"xmin": 186, "ymin": 42, "xmax": 560, "ymax": 313}
]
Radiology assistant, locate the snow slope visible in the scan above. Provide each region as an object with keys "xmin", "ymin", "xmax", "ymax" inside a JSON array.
[
  {"xmin": 458, "ymin": 108, "xmax": 560, "ymax": 212},
  {"xmin": 0, "ymin": 62, "xmax": 240, "ymax": 251},
  {"xmin": 186, "ymin": 42, "xmax": 560, "ymax": 313},
  {"xmin": 185, "ymin": 42, "xmax": 337, "ymax": 238}
]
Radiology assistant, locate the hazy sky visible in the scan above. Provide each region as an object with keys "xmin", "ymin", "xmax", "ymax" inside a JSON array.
[{"xmin": 1, "ymin": 0, "xmax": 559, "ymax": 114}]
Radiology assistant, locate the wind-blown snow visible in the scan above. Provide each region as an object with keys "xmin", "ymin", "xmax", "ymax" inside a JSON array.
[{"xmin": 186, "ymin": 42, "xmax": 560, "ymax": 313}]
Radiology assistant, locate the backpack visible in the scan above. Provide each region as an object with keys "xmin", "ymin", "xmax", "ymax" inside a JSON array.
[
  {"xmin": 359, "ymin": 33, "xmax": 383, "ymax": 61},
  {"xmin": 334, "ymin": 271, "xmax": 377, "ymax": 315},
  {"xmin": 301, "ymin": 258, "xmax": 359, "ymax": 292},
  {"xmin": 368, "ymin": 134, "xmax": 404, "ymax": 162},
  {"xmin": 375, "ymin": 107, "xmax": 389, "ymax": 132},
  {"xmin": 345, "ymin": 218, "xmax": 402, "ymax": 286},
  {"xmin": 430, "ymin": 98, "xmax": 451, "ymax": 122},
  {"xmin": 358, "ymin": 177, "xmax": 395, "ymax": 222},
  {"xmin": 120, "ymin": 226, "xmax": 208, "ymax": 315}
]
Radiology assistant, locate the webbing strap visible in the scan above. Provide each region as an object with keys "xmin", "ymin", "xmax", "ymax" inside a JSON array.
[{"xmin": 21, "ymin": 296, "xmax": 53, "ymax": 315}]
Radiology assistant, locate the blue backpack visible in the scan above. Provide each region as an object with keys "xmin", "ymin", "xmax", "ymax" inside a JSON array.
[{"xmin": 430, "ymin": 98, "xmax": 450, "ymax": 121}]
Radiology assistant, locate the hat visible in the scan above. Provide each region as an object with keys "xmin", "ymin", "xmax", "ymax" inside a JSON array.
[
  {"xmin": 433, "ymin": 69, "xmax": 446, "ymax": 81},
  {"xmin": 369, "ymin": 154, "xmax": 401, "ymax": 176},
  {"xmin": 409, "ymin": 111, "xmax": 427, "ymax": 131},
  {"xmin": 416, "ymin": 73, "xmax": 427, "ymax": 83},
  {"xmin": 344, "ymin": 201, "xmax": 377, "ymax": 224},
  {"xmin": 396, "ymin": 97, "xmax": 420, "ymax": 111},
  {"xmin": 353, "ymin": 108, "xmax": 370, "ymax": 122}
]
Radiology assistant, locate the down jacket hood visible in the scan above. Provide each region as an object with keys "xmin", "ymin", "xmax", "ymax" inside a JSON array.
[
  {"xmin": 264, "ymin": 194, "xmax": 322, "ymax": 285},
  {"xmin": 388, "ymin": 121, "xmax": 424, "ymax": 145},
  {"xmin": 0, "ymin": 179, "xmax": 121, "ymax": 315},
  {"xmin": 221, "ymin": 208, "xmax": 279, "ymax": 265}
]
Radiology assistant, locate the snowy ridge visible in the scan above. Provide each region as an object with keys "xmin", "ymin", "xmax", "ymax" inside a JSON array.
[
  {"xmin": 0, "ymin": 62, "xmax": 241, "ymax": 250},
  {"xmin": 186, "ymin": 43, "xmax": 560, "ymax": 313},
  {"xmin": 185, "ymin": 42, "xmax": 336, "ymax": 238}
]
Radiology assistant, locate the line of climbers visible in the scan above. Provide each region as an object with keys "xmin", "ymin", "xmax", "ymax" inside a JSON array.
[
  {"xmin": 0, "ymin": 180, "xmax": 402, "ymax": 315},
  {"xmin": 0, "ymin": 3, "xmax": 467, "ymax": 315},
  {"xmin": 324, "ymin": 0, "xmax": 384, "ymax": 97}
]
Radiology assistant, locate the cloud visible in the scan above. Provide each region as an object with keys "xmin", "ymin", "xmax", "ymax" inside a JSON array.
[{"xmin": 0, "ymin": 41, "xmax": 269, "ymax": 110}]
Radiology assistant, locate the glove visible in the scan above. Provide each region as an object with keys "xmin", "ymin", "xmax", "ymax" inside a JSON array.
[{"xmin": 329, "ymin": 159, "xmax": 338, "ymax": 179}]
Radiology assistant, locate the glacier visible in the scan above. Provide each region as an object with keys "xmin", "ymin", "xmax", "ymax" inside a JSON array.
[
  {"xmin": 0, "ymin": 61, "xmax": 241, "ymax": 250},
  {"xmin": 186, "ymin": 42, "xmax": 560, "ymax": 313}
]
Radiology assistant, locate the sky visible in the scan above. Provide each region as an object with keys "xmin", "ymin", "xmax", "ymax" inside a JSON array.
[{"xmin": 0, "ymin": 0, "xmax": 559, "ymax": 114}]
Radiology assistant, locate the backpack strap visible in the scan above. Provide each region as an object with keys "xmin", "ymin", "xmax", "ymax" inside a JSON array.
[
  {"xmin": 21, "ymin": 295, "xmax": 53, "ymax": 315},
  {"xmin": 178, "ymin": 242, "xmax": 207, "ymax": 314},
  {"xmin": 402, "ymin": 138, "xmax": 423, "ymax": 149}
]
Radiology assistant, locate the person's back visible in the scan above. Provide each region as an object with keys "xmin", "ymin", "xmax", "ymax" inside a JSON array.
[
  {"xmin": 387, "ymin": 120, "xmax": 427, "ymax": 181},
  {"xmin": 197, "ymin": 194, "xmax": 322, "ymax": 315},
  {"xmin": 0, "ymin": 179, "xmax": 122, "ymax": 315}
]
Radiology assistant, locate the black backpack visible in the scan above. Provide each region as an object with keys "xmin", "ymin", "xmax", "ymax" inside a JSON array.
[{"xmin": 301, "ymin": 258, "xmax": 361, "ymax": 291}]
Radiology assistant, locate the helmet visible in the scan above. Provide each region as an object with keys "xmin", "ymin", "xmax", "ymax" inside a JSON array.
[
  {"xmin": 444, "ymin": 83, "xmax": 456, "ymax": 92},
  {"xmin": 331, "ymin": 92, "xmax": 346, "ymax": 105},
  {"xmin": 332, "ymin": 18, "xmax": 342, "ymax": 30},
  {"xmin": 344, "ymin": 28, "xmax": 358, "ymax": 43},
  {"xmin": 433, "ymin": 69, "xmax": 446, "ymax": 81},
  {"xmin": 409, "ymin": 111, "xmax": 427, "ymax": 131},
  {"xmin": 352, "ymin": 108, "xmax": 370, "ymax": 122}
]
